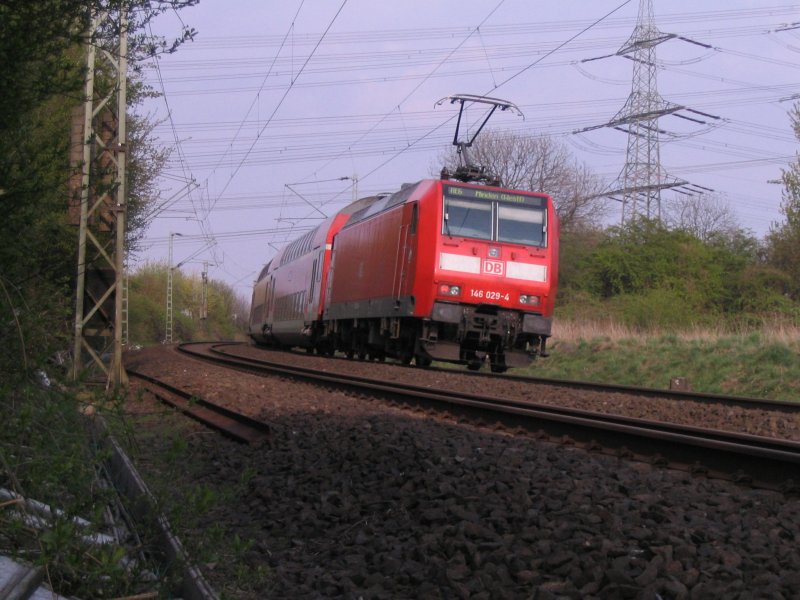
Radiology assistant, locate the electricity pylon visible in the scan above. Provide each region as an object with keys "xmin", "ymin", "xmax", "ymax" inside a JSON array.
[
  {"xmin": 575, "ymin": 0, "xmax": 716, "ymax": 224},
  {"xmin": 615, "ymin": 0, "xmax": 684, "ymax": 222}
]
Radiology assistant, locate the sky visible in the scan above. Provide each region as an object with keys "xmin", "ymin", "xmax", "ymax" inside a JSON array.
[{"xmin": 136, "ymin": 1, "xmax": 800, "ymax": 299}]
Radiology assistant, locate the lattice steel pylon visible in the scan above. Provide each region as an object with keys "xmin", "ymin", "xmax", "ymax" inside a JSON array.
[
  {"xmin": 574, "ymin": 0, "xmax": 720, "ymax": 224},
  {"xmin": 615, "ymin": 0, "xmax": 686, "ymax": 223},
  {"xmin": 71, "ymin": 10, "xmax": 129, "ymax": 387}
]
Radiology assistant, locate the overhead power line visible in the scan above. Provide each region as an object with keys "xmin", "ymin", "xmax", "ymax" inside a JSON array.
[{"xmin": 208, "ymin": 0, "xmax": 349, "ymax": 212}]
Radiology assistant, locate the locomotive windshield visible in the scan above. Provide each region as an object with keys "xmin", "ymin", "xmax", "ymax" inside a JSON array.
[
  {"xmin": 443, "ymin": 185, "xmax": 546, "ymax": 246},
  {"xmin": 443, "ymin": 197, "xmax": 492, "ymax": 239},
  {"xmin": 497, "ymin": 204, "xmax": 545, "ymax": 246}
]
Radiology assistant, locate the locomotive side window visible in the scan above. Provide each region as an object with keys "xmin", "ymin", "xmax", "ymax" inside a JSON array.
[
  {"xmin": 497, "ymin": 204, "xmax": 546, "ymax": 246},
  {"xmin": 443, "ymin": 198, "xmax": 492, "ymax": 240}
]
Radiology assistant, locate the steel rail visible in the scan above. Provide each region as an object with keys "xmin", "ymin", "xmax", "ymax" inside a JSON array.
[
  {"xmin": 458, "ymin": 366, "xmax": 800, "ymax": 412},
  {"xmin": 178, "ymin": 342, "xmax": 800, "ymax": 492},
  {"xmin": 219, "ymin": 341, "xmax": 800, "ymax": 413},
  {"xmin": 128, "ymin": 368, "xmax": 270, "ymax": 445}
]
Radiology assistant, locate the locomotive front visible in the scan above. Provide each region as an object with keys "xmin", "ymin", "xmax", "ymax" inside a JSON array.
[{"xmin": 416, "ymin": 181, "xmax": 558, "ymax": 372}]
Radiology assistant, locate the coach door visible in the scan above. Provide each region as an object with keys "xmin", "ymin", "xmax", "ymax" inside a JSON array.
[
  {"xmin": 265, "ymin": 278, "xmax": 276, "ymax": 325},
  {"xmin": 393, "ymin": 202, "xmax": 418, "ymax": 301},
  {"xmin": 307, "ymin": 248, "xmax": 324, "ymax": 319}
]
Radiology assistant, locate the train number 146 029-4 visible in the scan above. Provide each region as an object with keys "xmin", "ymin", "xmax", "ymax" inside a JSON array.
[{"xmin": 470, "ymin": 289, "xmax": 510, "ymax": 301}]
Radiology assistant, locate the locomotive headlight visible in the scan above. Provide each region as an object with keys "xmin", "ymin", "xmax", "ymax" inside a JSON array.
[
  {"xmin": 520, "ymin": 294, "xmax": 540, "ymax": 305},
  {"xmin": 438, "ymin": 284, "xmax": 461, "ymax": 297}
]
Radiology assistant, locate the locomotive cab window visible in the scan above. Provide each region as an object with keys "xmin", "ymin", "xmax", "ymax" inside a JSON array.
[
  {"xmin": 443, "ymin": 198, "xmax": 492, "ymax": 240},
  {"xmin": 443, "ymin": 185, "xmax": 547, "ymax": 246},
  {"xmin": 497, "ymin": 203, "xmax": 545, "ymax": 246}
]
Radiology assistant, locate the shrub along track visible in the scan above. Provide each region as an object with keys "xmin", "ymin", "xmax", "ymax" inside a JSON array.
[{"xmin": 122, "ymin": 344, "xmax": 800, "ymax": 599}]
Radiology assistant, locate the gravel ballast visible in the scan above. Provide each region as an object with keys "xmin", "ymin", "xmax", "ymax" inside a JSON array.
[{"xmin": 124, "ymin": 346, "xmax": 800, "ymax": 599}]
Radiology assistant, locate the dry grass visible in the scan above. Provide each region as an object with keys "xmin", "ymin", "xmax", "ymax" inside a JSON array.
[{"xmin": 553, "ymin": 318, "xmax": 800, "ymax": 345}]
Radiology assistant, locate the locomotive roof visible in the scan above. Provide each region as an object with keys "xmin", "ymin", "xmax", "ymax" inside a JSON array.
[{"xmin": 339, "ymin": 180, "xmax": 423, "ymax": 229}]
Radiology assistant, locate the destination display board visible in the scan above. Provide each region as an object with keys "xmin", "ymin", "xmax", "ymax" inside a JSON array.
[{"xmin": 443, "ymin": 184, "xmax": 547, "ymax": 207}]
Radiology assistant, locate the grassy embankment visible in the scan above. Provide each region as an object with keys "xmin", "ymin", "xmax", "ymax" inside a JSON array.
[{"xmin": 529, "ymin": 320, "xmax": 800, "ymax": 402}]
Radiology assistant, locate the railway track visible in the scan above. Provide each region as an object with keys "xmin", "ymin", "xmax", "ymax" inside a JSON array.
[
  {"xmin": 227, "ymin": 341, "xmax": 800, "ymax": 414},
  {"xmin": 127, "ymin": 368, "xmax": 271, "ymax": 446},
  {"xmin": 173, "ymin": 342, "xmax": 800, "ymax": 492},
  {"xmin": 206, "ymin": 342, "xmax": 800, "ymax": 420}
]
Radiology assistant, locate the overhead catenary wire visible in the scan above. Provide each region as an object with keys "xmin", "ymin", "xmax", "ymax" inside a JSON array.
[
  {"xmin": 288, "ymin": 0, "xmax": 637, "ymax": 215},
  {"xmin": 153, "ymin": 0, "xmax": 350, "ymax": 289},
  {"xmin": 152, "ymin": 6, "xmax": 800, "ymax": 52},
  {"xmin": 207, "ymin": 0, "xmax": 349, "ymax": 213},
  {"xmin": 141, "ymin": 2, "xmax": 797, "ymax": 294},
  {"xmin": 292, "ymin": 0, "xmax": 508, "ymax": 196},
  {"xmin": 148, "ymin": 23, "xmax": 222, "ymax": 269},
  {"xmin": 203, "ymin": 0, "xmax": 307, "ymax": 186}
]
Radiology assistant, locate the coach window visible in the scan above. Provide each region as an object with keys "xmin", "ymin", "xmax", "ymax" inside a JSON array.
[
  {"xmin": 497, "ymin": 204, "xmax": 546, "ymax": 246},
  {"xmin": 443, "ymin": 197, "xmax": 492, "ymax": 240},
  {"xmin": 410, "ymin": 203, "xmax": 418, "ymax": 234}
]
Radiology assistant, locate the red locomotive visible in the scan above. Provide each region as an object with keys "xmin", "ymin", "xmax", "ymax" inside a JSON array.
[{"xmin": 248, "ymin": 96, "xmax": 559, "ymax": 372}]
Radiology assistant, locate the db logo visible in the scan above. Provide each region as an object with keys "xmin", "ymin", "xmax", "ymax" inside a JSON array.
[{"xmin": 483, "ymin": 260, "xmax": 504, "ymax": 275}]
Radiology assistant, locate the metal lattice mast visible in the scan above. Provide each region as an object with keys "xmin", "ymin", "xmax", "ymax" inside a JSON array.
[
  {"xmin": 165, "ymin": 268, "xmax": 173, "ymax": 343},
  {"xmin": 121, "ymin": 271, "xmax": 129, "ymax": 347},
  {"xmin": 201, "ymin": 261, "xmax": 208, "ymax": 321},
  {"xmin": 166, "ymin": 232, "xmax": 181, "ymax": 343},
  {"xmin": 72, "ymin": 10, "xmax": 129, "ymax": 387},
  {"xmin": 574, "ymin": 0, "xmax": 720, "ymax": 224},
  {"xmin": 166, "ymin": 237, "xmax": 174, "ymax": 343},
  {"xmin": 616, "ymin": 0, "xmax": 681, "ymax": 222}
]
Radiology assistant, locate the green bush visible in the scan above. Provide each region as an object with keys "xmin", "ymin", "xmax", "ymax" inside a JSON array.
[
  {"xmin": 607, "ymin": 288, "xmax": 710, "ymax": 330},
  {"xmin": 733, "ymin": 265, "xmax": 797, "ymax": 314},
  {"xmin": 553, "ymin": 289, "xmax": 606, "ymax": 322},
  {"xmin": 128, "ymin": 292, "xmax": 164, "ymax": 345},
  {"xmin": 127, "ymin": 263, "xmax": 248, "ymax": 345},
  {"xmin": 0, "ymin": 384, "xmax": 165, "ymax": 597},
  {"xmin": 556, "ymin": 220, "xmax": 800, "ymax": 328}
]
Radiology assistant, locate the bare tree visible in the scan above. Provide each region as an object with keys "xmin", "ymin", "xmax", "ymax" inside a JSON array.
[
  {"xmin": 664, "ymin": 192, "xmax": 739, "ymax": 242},
  {"xmin": 436, "ymin": 130, "xmax": 609, "ymax": 231}
]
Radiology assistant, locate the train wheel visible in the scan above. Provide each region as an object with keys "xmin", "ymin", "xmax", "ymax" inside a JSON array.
[
  {"xmin": 399, "ymin": 342, "xmax": 414, "ymax": 365},
  {"xmin": 490, "ymin": 354, "xmax": 508, "ymax": 373},
  {"xmin": 464, "ymin": 351, "xmax": 482, "ymax": 371},
  {"xmin": 489, "ymin": 348, "xmax": 507, "ymax": 373},
  {"xmin": 414, "ymin": 354, "xmax": 432, "ymax": 367}
]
